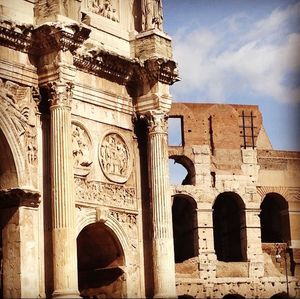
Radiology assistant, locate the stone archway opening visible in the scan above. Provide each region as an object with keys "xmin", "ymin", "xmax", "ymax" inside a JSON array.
[
  {"xmin": 260, "ymin": 193, "xmax": 291, "ymax": 243},
  {"xmin": 0, "ymin": 128, "xmax": 19, "ymax": 299},
  {"xmin": 77, "ymin": 222, "xmax": 126, "ymax": 298},
  {"xmin": 172, "ymin": 195, "xmax": 198, "ymax": 263},
  {"xmin": 169, "ymin": 155, "xmax": 195, "ymax": 185},
  {"xmin": 213, "ymin": 192, "xmax": 247, "ymax": 262}
]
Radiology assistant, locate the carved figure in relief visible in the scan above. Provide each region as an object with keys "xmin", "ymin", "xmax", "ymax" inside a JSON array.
[
  {"xmin": 99, "ymin": 133, "xmax": 131, "ymax": 183},
  {"xmin": 88, "ymin": 0, "xmax": 119, "ymax": 22},
  {"xmin": 0, "ymin": 79, "xmax": 38, "ymax": 165},
  {"xmin": 142, "ymin": 0, "xmax": 163, "ymax": 31},
  {"xmin": 72, "ymin": 124, "xmax": 92, "ymax": 172},
  {"xmin": 74, "ymin": 178, "xmax": 136, "ymax": 209}
]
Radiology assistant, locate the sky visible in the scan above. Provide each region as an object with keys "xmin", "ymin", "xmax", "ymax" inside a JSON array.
[{"xmin": 163, "ymin": 0, "xmax": 300, "ymax": 156}]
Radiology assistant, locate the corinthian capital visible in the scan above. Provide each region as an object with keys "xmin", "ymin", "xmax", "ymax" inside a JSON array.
[
  {"xmin": 47, "ymin": 81, "xmax": 74, "ymax": 108},
  {"xmin": 145, "ymin": 110, "xmax": 168, "ymax": 134}
]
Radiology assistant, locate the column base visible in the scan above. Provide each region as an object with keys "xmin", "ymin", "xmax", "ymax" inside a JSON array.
[{"xmin": 52, "ymin": 289, "xmax": 81, "ymax": 298}]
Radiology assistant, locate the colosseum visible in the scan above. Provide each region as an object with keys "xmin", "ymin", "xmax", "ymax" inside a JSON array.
[{"xmin": 0, "ymin": 0, "xmax": 299, "ymax": 298}]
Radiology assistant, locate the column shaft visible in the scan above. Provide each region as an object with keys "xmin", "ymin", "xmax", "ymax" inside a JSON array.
[
  {"xmin": 49, "ymin": 82, "xmax": 79, "ymax": 298},
  {"xmin": 147, "ymin": 111, "xmax": 176, "ymax": 298}
]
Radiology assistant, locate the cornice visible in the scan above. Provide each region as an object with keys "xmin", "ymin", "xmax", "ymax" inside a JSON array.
[
  {"xmin": 0, "ymin": 19, "xmax": 180, "ymax": 87},
  {"xmin": 0, "ymin": 19, "xmax": 33, "ymax": 52},
  {"xmin": 0, "ymin": 19, "xmax": 90, "ymax": 55},
  {"xmin": 74, "ymin": 45, "xmax": 139, "ymax": 85},
  {"xmin": 32, "ymin": 22, "xmax": 91, "ymax": 55},
  {"xmin": 143, "ymin": 57, "xmax": 180, "ymax": 85}
]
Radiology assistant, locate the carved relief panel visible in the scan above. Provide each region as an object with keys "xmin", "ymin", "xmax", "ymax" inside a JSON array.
[
  {"xmin": 71, "ymin": 122, "xmax": 93, "ymax": 176},
  {"xmin": 0, "ymin": 79, "xmax": 38, "ymax": 166},
  {"xmin": 84, "ymin": 0, "xmax": 120, "ymax": 22},
  {"xmin": 74, "ymin": 178, "xmax": 136, "ymax": 209},
  {"xmin": 99, "ymin": 132, "xmax": 132, "ymax": 183}
]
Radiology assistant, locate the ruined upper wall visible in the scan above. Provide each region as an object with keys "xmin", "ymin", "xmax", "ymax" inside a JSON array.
[{"xmin": 170, "ymin": 102, "xmax": 266, "ymax": 150}]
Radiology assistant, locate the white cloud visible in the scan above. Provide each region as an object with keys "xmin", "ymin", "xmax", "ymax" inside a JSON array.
[{"xmin": 172, "ymin": 2, "xmax": 300, "ymax": 103}]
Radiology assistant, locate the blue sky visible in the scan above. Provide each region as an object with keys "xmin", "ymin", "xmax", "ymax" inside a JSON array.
[{"xmin": 163, "ymin": 0, "xmax": 300, "ymax": 154}]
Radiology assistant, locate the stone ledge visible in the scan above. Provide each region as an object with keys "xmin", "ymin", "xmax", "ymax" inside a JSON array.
[{"xmin": 0, "ymin": 188, "xmax": 40, "ymax": 208}]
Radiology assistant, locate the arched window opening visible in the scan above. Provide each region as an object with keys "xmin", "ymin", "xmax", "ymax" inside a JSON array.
[
  {"xmin": 172, "ymin": 195, "xmax": 198, "ymax": 263},
  {"xmin": 213, "ymin": 192, "xmax": 247, "ymax": 262},
  {"xmin": 169, "ymin": 155, "xmax": 195, "ymax": 185},
  {"xmin": 77, "ymin": 222, "xmax": 126, "ymax": 298},
  {"xmin": 260, "ymin": 193, "xmax": 291, "ymax": 243}
]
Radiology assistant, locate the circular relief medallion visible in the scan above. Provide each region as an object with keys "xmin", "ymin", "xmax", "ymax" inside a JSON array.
[{"xmin": 99, "ymin": 132, "xmax": 131, "ymax": 183}]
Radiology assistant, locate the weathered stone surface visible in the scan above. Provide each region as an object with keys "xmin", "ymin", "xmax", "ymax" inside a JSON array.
[{"xmin": 0, "ymin": 1, "xmax": 299, "ymax": 299}]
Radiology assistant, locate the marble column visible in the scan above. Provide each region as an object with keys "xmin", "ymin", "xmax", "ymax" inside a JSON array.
[
  {"xmin": 48, "ymin": 81, "xmax": 79, "ymax": 298},
  {"xmin": 146, "ymin": 110, "xmax": 176, "ymax": 298}
]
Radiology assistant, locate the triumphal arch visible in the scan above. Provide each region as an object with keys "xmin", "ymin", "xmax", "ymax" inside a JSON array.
[{"xmin": 0, "ymin": 1, "xmax": 299, "ymax": 298}]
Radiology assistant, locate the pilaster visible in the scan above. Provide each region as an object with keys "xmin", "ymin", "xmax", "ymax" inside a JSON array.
[
  {"xmin": 145, "ymin": 110, "xmax": 176, "ymax": 298},
  {"xmin": 196, "ymin": 205, "xmax": 217, "ymax": 280},
  {"xmin": 245, "ymin": 204, "xmax": 264, "ymax": 278},
  {"xmin": 0, "ymin": 188, "xmax": 40, "ymax": 298},
  {"xmin": 48, "ymin": 81, "xmax": 79, "ymax": 298}
]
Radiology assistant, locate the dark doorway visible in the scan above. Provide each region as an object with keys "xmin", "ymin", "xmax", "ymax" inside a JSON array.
[
  {"xmin": 260, "ymin": 193, "xmax": 291, "ymax": 243},
  {"xmin": 172, "ymin": 195, "xmax": 198, "ymax": 263},
  {"xmin": 213, "ymin": 192, "xmax": 247, "ymax": 262},
  {"xmin": 77, "ymin": 222, "xmax": 126, "ymax": 298}
]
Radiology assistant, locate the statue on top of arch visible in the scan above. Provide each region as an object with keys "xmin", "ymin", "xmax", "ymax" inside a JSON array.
[{"xmin": 142, "ymin": 0, "xmax": 163, "ymax": 31}]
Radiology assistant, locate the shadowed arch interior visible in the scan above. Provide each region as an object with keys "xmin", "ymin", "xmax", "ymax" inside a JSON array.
[
  {"xmin": 0, "ymin": 129, "xmax": 18, "ymax": 189},
  {"xmin": 77, "ymin": 222, "xmax": 126, "ymax": 298},
  {"xmin": 222, "ymin": 294, "xmax": 245, "ymax": 299},
  {"xmin": 260, "ymin": 193, "xmax": 291, "ymax": 243},
  {"xmin": 213, "ymin": 192, "xmax": 247, "ymax": 262},
  {"xmin": 172, "ymin": 194, "xmax": 198, "ymax": 263}
]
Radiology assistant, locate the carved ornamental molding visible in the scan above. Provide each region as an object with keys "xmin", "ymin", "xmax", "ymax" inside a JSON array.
[
  {"xmin": 145, "ymin": 110, "xmax": 168, "ymax": 134},
  {"xmin": 47, "ymin": 81, "xmax": 74, "ymax": 108},
  {"xmin": 99, "ymin": 132, "xmax": 132, "ymax": 183},
  {"xmin": 32, "ymin": 22, "xmax": 91, "ymax": 55},
  {"xmin": 0, "ymin": 19, "xmax": 90, "ymax": 55},
  {"xmin": 74, "ymin": 45, "xmax": 137, "ymax": 85},
  {"xmin": 0, "ymin": 19, "xmax": 179, "ymax": 86},
  {"xmin": 0, "ymin": 19, "xmax": 33, "ymax": 52},
  {"xmin": 143, "ymin": 57, "xmax": 179, "ymax": 85}
]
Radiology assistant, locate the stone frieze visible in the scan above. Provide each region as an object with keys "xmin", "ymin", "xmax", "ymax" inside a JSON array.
[{"xmin": 74, "ymin": 177, "xmax": 136, "ymax": 209}]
